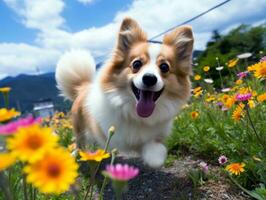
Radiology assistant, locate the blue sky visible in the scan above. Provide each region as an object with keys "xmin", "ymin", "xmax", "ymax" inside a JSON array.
[{"xmin": 0, "ymin": 0, "xmax": 265, "ymax": 79}]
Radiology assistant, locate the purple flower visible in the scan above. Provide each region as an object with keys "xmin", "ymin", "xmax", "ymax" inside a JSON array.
[
  {"xmin": 218, "ymin": 155, "xmax": 228, "ymax": 165},
  {"xmin": 105, "ymin": 164, "xmax": 139, "ymax": 181},
  {"xmin": 0, "ymin": 116, "xmax": 41, "ymax": 135},
  {"xmin": 217, "ymin": 102, "xmax": 223, "ymax": 107},
  {"xmin": 199, "ymin": 162, "xmax": 208, "ymax": 173},
  {"xmin": 237, "ymin": 71, "xmax": 248, "ymax": 79},
  {"xmin": 221, "ymin": 107, "xmax": 229, "ymax": 112},
  {"xmin": 236, "ymin": 93, "xmax": 252, "ymax": 102},
  {"xmin": 260, "ymin": 56, "xmax": 266, "ymax": 62}
]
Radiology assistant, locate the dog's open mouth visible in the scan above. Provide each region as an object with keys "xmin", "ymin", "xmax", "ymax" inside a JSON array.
[{"xmin": 131, "ymin": 82, "xmax": 164, "ymax": 118}]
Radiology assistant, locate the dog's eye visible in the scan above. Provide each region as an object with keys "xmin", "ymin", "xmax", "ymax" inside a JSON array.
[
  {"xmin": 159, "ymin": 63, "xmax": 169, "ymax": 73},
  {"xmin": 132, "ymin": 60, "xmax": 142, "ymax": 71}
]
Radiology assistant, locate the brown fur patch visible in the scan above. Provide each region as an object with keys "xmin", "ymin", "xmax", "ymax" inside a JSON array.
[{"xmin": 71, "ymin": 82, "xmax": 106, "ymax": 148}]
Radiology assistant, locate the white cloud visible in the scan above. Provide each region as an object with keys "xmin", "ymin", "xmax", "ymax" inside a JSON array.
[
  {"xmin": 76, "ymin": 0, "xmax": 95, "ymax": 5},
  {"xmin": 3, "ymin": 0, "xmax": 65, "ymax": 31},
  {"xmin": 1, "ymin": 0, "xmax": 266, "ymax": 79}
]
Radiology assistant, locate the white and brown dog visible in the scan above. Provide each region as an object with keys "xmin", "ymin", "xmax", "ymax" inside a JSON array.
[{"xmin": 56, "ymin": 18, "xmax": 194, "ymax": 168}]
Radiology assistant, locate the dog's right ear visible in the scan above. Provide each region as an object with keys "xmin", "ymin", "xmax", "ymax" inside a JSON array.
[{"xmin": 117, "ymin": 17, "xmax": 147, "ymax": 53}]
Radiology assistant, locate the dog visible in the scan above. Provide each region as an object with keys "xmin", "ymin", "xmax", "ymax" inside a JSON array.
[{"xmin": 56, "ymin": 17, "xmax": 194, "ymax": 168}]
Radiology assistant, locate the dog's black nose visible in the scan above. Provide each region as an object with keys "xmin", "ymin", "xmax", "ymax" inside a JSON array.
[{"xmin": 142, "ymin": 73, "xmax": 157, "ymax": 87}]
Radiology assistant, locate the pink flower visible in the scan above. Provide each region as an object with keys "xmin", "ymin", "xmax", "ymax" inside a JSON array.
[
  {"xmin": 105, "ymin": 164, "xmax": 139, "ymax": 181},
  {"xmin": 199, "ymin": 161, "xmax": 208, "ymax": 173},
  {"xmin": 260, "ymin": 56, "xmax": 266, "ymax": 62},
  {"xmin": 236, "ymin": 93, "xmax": 252, "ymax": 102},
  {"xmin": 218, "ymin": 155, "xmax": 228, "ymax": 165},
  {"xmin": 0, "ymin": 116, "xmax": 41, "ymax": 135},
  {"xmin": 237, "ymin": 71, "xmax": 248, "ymax": 79}
]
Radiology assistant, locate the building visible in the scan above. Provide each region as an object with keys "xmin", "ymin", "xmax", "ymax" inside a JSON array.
[{"xmin": 33, "ymin": 98, "xmax": 54, "ymax": 118}]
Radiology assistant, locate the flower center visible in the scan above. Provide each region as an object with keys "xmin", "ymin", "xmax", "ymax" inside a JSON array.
[
  {"xmin": 231, "ymin": 164, "xmax": 240, "ymax": 171},
  {"xmin": 26, "ymin": 135, "xmax": 43, "ymax": 150},
  {"xmin": 47, "ymin": 163, "xmax": 61, "ymax": 178},
  {"xmin": 259, "ymin": 67, "xmax": 266, "ymax": 75}
]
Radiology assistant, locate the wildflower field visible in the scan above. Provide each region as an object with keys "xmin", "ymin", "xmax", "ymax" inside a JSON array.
[{"xmin": 0, "ymin": 23, "xmax": 266, "ymax": 199}]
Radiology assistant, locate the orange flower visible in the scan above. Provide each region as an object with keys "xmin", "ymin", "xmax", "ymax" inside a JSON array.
[
  {"xmin": 191, "ymin": 111, "xmax": 199, "ymax": 119},
  {"xmin": 257, "ymin": 93, "xmax": 266, "ymax": 103},
  {"xmin": 79, "ymin": 149, "xmax": 110, "ymax": 162},
  {"xmin": 225, "ymin": 162, "xmax": 245, "ymax": 175},
  {"xmin": 232, "ymin": 104, "xmax": 245, "ymax": 121}
]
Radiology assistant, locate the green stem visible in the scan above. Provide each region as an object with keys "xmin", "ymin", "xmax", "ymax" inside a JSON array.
[
  {"xmin": 228, "ymin": 175, "xmax": 264, "ymax": 200},
  {"xmin": 245, "ymin": 105, "xmax": 266, "ymax": 153},
  {"xmin": 218, "ymin": 71, "xmax": 224, "ymax": 89},
  {"xmin": 0, "ymin": 172, "xmax": 13, "ymax": 200},
  {"xmin": 83, "ymin": 127, "xmax": 115, "ymax": 200},
  {"xmin": 99, "ymin": 149, "xmax": 117, "ymax": 200},
  {"xmin": 22, "ymin": 174, "xmax": 29, "ymax": 200}
]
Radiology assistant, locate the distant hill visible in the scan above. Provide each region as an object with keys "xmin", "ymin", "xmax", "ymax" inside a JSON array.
[{"xmin": 0, "ymin": 73, "xmax": 71, "ymax": 112}]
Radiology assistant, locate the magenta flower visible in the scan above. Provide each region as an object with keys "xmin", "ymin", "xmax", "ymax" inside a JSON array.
[
  {"xmin": 105, "ymin": 164, "xmax": 139, "ymax": 181},
  {"xmin": 0, "ymin": 116, "xmax": 41, "ymax": 135},
  {"xmin": 260, "ymin": 56, "xmax": 266, "ymax": 62},
  {"xmin": 218, "ymin": 155, "xmax": 228, "ymax": 165},
  {"xmin": 199, "ymin": 161, "xmax": 208, "ymax": 173},
  {"xmin": 236, "ymin": 93, "xmax": 252, "ymax": 102},
  {"xmin": 237, "ymin": 71, "xmax": 248, "ymax": 79}
]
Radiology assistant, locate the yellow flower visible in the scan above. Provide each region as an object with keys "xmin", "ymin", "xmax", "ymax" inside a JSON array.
[
  {"xmin": 193, "ymin": 87, "xmax": 202, "ymax": 93},
  {"xmin": 232, "ymin": 104, "xmax": 245, "ymax": 121},
  {"xmin": 228, "ymin": 58, "xmax": 239, "ymax": 68},
  {"xmin": 254, "ymin": 62, "xmax": 266, "ymax": 79},
  {"xmin": 193, "ymin": 87, "xmax": 203, "ymax": 98},
  {"xmin": 0, "ymin": 108, "xmax": 20, "ymax": 122},
  {"xmin": 194, "ymin": 74, "xmax": 201, "ymax": 81},
  {"xmin": 235, "ymin": 79, "xmax": 243, "ymax": 85},
  {"xmin": 0, "ymin": 87, "xmax": 11, "ymax": 93},
  {"xmin": 248, "ymin": 100, "xmax": 255, "ymax": 108},
  {"xmin": 191, "ymin": 111, "xmax": 199, "ymax": 119},
  {"xmin": 0, "ymin": 153, "xmax": 16, "ymax": 171},
  {"xmin": 257, "ymin": 93, "xmax": 266, "ymax": 103},
  {"xmin": 79, "ymin": 149, "xmax": 110, "ymax": 162},
  {"xmin": 203, "ymin": 66, "xmax": 210, "ymax": 72},
  {"xmin": 225, "ymin": 162, "xmax": 245, "ymax": 175},
  {"xmin": 7, "ymin": 125, "xmax": 58, "ymax": 163},
  {"xmin": 248, "ymin": 61, "xmax": 266, "ymax": 79},
  {"xmin": 206, "ymin": 96, "xmax": 215, "ymax": 102},
  {"xmin": 24, "ymin": 148, "xmax": 78, "ymax": 194}
]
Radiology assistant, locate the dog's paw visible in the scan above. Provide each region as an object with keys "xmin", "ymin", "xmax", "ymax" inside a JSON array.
[{"xmin": 141, "ymin": 142, "xmax": 167, "ymax": 168}]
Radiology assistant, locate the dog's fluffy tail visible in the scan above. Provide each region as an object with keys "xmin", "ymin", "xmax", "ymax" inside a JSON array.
[{"xmin": 56, "ymin": 50, "xmax": 96, "ymax": 101}]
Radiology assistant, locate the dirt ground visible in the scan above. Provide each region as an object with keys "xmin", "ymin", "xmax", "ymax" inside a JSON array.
[{"xmin": 97, "ymin": 156, "xmax": 251, "ymax": 200}]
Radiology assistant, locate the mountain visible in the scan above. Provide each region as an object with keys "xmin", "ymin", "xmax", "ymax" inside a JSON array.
[{"xmin": 0, "ymin": 73, "xmax": 71, "ymax": 112}]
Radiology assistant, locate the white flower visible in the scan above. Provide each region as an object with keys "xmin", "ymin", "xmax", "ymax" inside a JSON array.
[
  {"xmin": 237, "ymin": 52, "xmax": 252, "ymax": 59},
  {"xmin": 216, "ymin": 66, "xmax": 224, "ymax": 71},
  {"xmin": 204, "ymin": 79, "xmax": 213, "ymax": 84},
  {"xmin": 221, "ymin": 88, "xmax": 231, "ymax": 92}
]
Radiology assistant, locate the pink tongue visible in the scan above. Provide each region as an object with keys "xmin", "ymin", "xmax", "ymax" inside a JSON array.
[{"xmin": 136, "ymin": 90, "xmax": 155, "ymax": 118}]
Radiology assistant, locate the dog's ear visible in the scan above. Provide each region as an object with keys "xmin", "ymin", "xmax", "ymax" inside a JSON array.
[
  {"xmin": 117, "ymin": 17, "xmax": 147, "ymax": 53},
  {"xmin": 163, "ymin": 25, "xmax": 194, "ymax": 74}
]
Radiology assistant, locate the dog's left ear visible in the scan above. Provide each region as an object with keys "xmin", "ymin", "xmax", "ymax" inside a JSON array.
[
  {"xmin": 163, "ymin": 25, "xmax": 194, "ymax": 74},
  {"xmin": 116, "ymin": 17, "xmax": 147, "ymax": 54}
]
